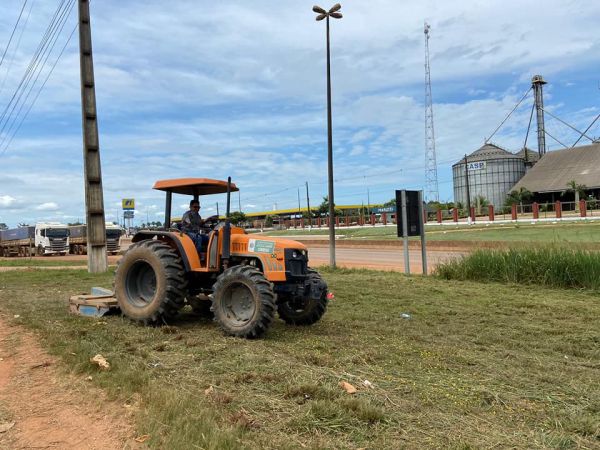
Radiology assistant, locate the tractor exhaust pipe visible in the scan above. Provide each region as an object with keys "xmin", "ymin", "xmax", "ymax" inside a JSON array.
[{"xmin": 222, "ymin": 177, "xmax": 232, "ymax": 266}]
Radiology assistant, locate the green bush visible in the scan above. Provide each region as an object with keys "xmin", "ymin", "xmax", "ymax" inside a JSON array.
[{"xmin": 435, "ymin": 246, "xmax": 600, "ymax": 290}]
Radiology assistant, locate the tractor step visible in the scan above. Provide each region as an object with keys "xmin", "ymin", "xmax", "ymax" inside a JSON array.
[{"xmin": 69, "ymin": 287, "xmax": 119, "ymax": 317}]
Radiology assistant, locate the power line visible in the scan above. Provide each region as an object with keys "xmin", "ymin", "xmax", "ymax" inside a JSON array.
[
  {"xmin": 0, "ymin": 23, "xmax": 77, "ymax": 156},
  {"xmin": 0, "ymin": 0, "xmax": 73, "ymax": 143},
  {"xmin": 0, "ymin": 0, "xmax": 36, "ymax": 97},
  {"xmin": 0, "ymin": 0, "xmax": 28, "ymax": 68},
  {"xmin": 0, "ymin": 0, "xmax": 69, "ymax": 128},
  {"xmin": 0, "ymin": 0, "xmax": 75, "ymax": 151}
]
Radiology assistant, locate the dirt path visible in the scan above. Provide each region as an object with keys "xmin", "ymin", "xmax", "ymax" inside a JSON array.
[{"xmin": 0, "ymin": 316, "xmax": 139, "ymax": 449}]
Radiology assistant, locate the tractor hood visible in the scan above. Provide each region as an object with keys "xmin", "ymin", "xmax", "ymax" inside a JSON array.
[{"xmin": 231, "ymin": 234, "xmax": 307, "ymax": 254}]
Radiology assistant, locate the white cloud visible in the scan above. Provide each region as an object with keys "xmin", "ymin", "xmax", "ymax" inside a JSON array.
[
  {"xmin": 0, "ymin": 0, "xmax": 599, "ymax": 225},
  {"xmin": 0, "ymin": 195, "xmax": 16, "ymax": 207},
  {"xmin": 35, "ymin": 202, "xmax": 59, "ymax": 211}
]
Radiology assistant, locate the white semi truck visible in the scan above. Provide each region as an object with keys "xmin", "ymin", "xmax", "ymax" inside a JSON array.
[
  {"xmin": 0, "ymin": 223, "xmax": 69, "ymax": 257},
  {"xmin": 69, "ymin": 223, "xmax": 123, "ymax": 255}
]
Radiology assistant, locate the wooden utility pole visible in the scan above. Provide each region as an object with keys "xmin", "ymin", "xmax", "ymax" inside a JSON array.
[{"xmin": 78, "ymin": 0, "xmax": 107, "ymax": 272}]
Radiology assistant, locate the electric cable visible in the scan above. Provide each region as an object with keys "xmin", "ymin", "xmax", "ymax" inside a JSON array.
[
  {"xmin": 0, "ymin": 0, "xmax": 69, "ymax": 130},
  {"xmin": 0, "ymin": 0, "xmax": 36, "ymax": 96},
  {"xmin": 0, "ymin": 0, "xmax": 28, "ymax": 67},
  {"xmin": 0, "ymin": 0, "xmax": 75, "ymax": 150},
  {"xmin": 0, "ymin": 23, "xmax": 77, "ymax": 156}
]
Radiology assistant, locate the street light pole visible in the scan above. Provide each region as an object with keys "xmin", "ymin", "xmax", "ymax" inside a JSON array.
[
  {"xmin": 306, "ymin": 181, "xmax": 312, "ymax": 229},
  {"xmin": 313, "ymin": 3, "xmax": 342, "ymax": 268}
]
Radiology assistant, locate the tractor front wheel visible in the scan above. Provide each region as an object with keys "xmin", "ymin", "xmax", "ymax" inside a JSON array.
[
  {"xmin": 277, "ymin": 269, "xmax": 328, "ymax": 326},
  {"xmin": 211, "ymin": 266, "xmax": 276, "ymax": 339},
  {"xmin": 114, "ymin": 240, "xmax": 187, "ymax": 324}
]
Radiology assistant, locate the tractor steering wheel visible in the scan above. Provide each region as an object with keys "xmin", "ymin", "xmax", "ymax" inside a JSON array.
[{"xmin": 202, "ymin": 215, "xmax": 220, "ymax": 229}]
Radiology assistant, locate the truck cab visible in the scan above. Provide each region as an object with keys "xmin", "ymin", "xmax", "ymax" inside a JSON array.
[
  {"xmin": 105, "ymin": 223, "xmax": 123, "ymax": 255},
  {"xmin": 35, "ymin": 223, "xmax": 69, "ymax": 255}
]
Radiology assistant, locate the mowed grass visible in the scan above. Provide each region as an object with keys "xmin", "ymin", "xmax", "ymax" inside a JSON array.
[
  {"xmin": 262, "ymin": 220, "xmax": 600, "ymax": 243},
  {"xmin": 0, "ymin": 268, "xmax": 598, "ymax": 448}
]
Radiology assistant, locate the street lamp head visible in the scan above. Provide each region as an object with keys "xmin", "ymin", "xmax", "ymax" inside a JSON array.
[
  {"xmin": 315, "ymin": 13, "xmax": 327, "ymax": 21},
  {"xmin": 329, "ymin": 12, "xmax": 342, "ymax": 19},
  {"xmin": 328, "ymin": 3, "xmax": 342, "ymax": 13},
  {"xmin": 312, "ymin": 5, "xmax": 327, "ymax": 14}
]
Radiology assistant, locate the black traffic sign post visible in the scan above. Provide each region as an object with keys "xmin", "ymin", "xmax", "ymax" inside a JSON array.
[{"xmin": 396, "ymin": 190, "xmax": 427, "ymax": 275}]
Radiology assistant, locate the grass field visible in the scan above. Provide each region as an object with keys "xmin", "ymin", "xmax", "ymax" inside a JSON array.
[
  {"xmin": 262, "ymin": 220, "xmax": 600, "ymax": 243},
  {"xmin": 0, "ymin": 268, "xmax": 598, "ymax": 448},
  {"xmin": 0, "ymin": 258, "xmax": 87, "ymax": 267}
]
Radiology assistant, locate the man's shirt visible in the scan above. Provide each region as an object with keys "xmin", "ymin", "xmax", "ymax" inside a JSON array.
[{"xmin": 181, "ymin": 210, "xmax": 202, "ymax": 233}]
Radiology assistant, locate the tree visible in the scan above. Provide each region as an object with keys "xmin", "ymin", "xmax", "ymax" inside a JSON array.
[
  {"xmin": 0, "ymin": 223, "xmax": 8, "ymax": 230},
  {"xmin": 317, "ymin": 196, "xmax": 331, "ymax": 216},
  {"xmin": 587, "ymin": 194, "xmax": 597, "ymax": 210},
  {"xmin": 229, "ymin": 211, "xmax": 247, "ymax": 226},
  {"xmin": 265, "ymin": 215, "xmax": 273, "ymax": 228},
  {"xmin": 475, "ymin": 195, "xmax": 489, "ymax": 215},
  {"xmin": 383, "ymin": 198, "xmax": 396, "ymax": 207},
  {"xmin": 505, "ymin": 187, "xmax": 532, "ymax": 212},
  {"xmin": 302, "ymin": 210, "xmax": 316, "ymax": 219},
  {"xmin": 562, "ymin": 180, "xmax": 587, "ymax": 212}
]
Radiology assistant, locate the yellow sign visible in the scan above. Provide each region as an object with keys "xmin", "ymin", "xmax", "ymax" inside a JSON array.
[{"xmin": 122, "ymin": 198, "xmax": 135, "ymax": 210}]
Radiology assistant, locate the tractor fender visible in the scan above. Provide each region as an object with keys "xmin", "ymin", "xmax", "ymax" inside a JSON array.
[{"xmin": 131, "ymin": 231, "xmax": 201, "ymax": 271}]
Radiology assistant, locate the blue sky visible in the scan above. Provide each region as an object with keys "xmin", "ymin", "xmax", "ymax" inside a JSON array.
[{"xmin": 0, "ymin": 0, "xmax": 599, "ymax": 227}]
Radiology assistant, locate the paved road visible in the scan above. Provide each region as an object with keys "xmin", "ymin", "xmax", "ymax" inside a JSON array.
[
  {"xmin": 306, "ymin": 246, "xmax": 464, "ymax": 272},
  {"xmin": 1, "ymin": 244, "xmax": 465, "ymax": 273}
]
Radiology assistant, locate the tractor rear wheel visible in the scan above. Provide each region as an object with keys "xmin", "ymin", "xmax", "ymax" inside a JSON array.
[
  {"xmin": 211, "ymin": 265, "xmax": 276, "ymax": 339},
  {"xmin": 277, "ymin": 269, "xmax": 328, "ymax": 326},
  {"xmin": 114, "ymin": 240, "xmax": 187, "ymax": 324}
]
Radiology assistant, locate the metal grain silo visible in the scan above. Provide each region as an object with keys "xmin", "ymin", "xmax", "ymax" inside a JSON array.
[{"xmin": 452, "ymin": 143, "xmax": 527, "ymax": 208}]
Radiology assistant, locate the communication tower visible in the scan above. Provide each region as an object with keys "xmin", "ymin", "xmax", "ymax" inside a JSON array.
[{"xmin": 424, "ymin": 22, "xmax": 439, "ymax": 202}]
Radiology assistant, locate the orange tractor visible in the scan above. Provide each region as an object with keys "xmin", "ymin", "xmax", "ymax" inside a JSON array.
[{"xmin": 114, "ymin": 178, "xmax": 328, "ymax": 338}]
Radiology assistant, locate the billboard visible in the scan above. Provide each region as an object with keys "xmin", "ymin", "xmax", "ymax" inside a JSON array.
[{"xmin": 122, "ymin": 198, "xmax": 135, "ymax": 210}]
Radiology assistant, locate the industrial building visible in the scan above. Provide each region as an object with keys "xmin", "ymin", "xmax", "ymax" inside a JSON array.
[
  {"xmin": 452, "ymin": 143, "xmax": 538, "ymax": 207},
  {"xmin": 511, "ymin": 142, "xmax": 600, "ymax": 202},
  {"xmin": 452, "ymin": 74, "xmax": 600, "ymax": 207}
]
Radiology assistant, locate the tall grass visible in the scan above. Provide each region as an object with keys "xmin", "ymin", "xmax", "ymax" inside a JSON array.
[{"xmin": 435, "ymin": 246, "xmax": 600, "ymax": 290}]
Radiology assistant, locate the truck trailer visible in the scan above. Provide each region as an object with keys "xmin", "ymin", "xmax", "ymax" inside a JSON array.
[
  {"xmin": 69, "ymin": 224, "xmax": 122, "ymax": 255},
  {"xmin": 0, "ymin": 223, "xmax": 69, "ymax": 257}
]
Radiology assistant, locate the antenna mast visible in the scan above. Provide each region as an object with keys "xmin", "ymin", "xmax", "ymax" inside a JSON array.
[{"xmin": 424, "ymin": 22, "xmax": 439, "ymax": 202}]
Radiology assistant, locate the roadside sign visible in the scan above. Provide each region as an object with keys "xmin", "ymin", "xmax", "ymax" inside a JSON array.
[
  {"xmin": 372, "ymin": 206, "xmax": 396, "ymax": 214},
  {"xmin": 395, "ymin": 190, "xmax": 421, "ymax": 237},
  {"xmin": 395, "ymin": 190, "xmax": 427, "ymax": 276},
  {"xmin": 124, "ymin": 211, "xmax": 134, "ymax": 219},
  {"xmin": 122, "ymin": 198, "xmax": 135, "ymax": 210}
]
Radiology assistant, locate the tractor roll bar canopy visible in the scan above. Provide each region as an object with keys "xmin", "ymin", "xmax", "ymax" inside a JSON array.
[
  {"xmin": 153, "ymin": 178, "xmax": 239, "ymax": 196},
  {"xmin": 155, "ymin": 178, "xmax": 238, "ymax": 229}
]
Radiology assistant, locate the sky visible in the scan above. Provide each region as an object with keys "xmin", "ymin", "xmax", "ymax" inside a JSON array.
[{"xmin": 0, "ymin": 0, "xmax": 599, "ymax": 227}]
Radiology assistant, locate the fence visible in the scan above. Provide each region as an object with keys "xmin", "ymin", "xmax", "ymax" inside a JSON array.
[{"xmin": 251, "ymin": 200, "xmax": 600, "ymax": 230}]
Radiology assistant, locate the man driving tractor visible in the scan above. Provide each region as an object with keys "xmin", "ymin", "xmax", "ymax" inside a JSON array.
[{"xmin": 181, "ymin": 199, "xmax": 209, "ymax": 252}]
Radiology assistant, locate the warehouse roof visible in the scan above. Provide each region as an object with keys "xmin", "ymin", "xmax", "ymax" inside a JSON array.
[{"xmin": 511, "ymin": 143, "xmax": 600, "ymax": 193}]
